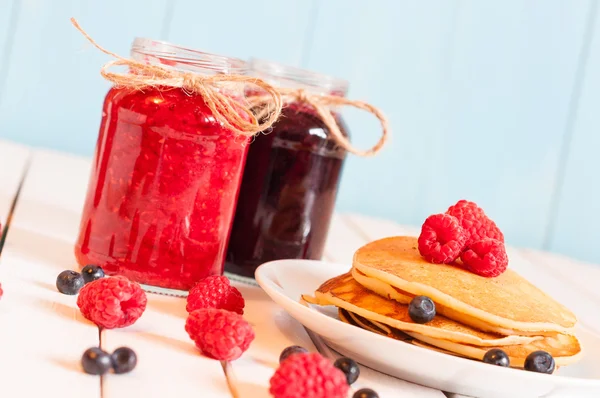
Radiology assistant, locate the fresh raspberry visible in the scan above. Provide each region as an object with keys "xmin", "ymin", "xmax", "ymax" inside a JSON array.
[
  {"xmin": 446, "ymin": 200, "xmax": 504, "ymax": 245},
  {"xmin": 77, "ymin": 276, "xmax": 147, "ymax": 329},
  {"xmin": 185, "ymin": 308, "xmax": 254, "ymax": 361},
  {"xmin": 186, "ymin": 275, "xmax": 244, "ymax": 315},
  {"xmin": 460, "ymin": 238, "xmax": 508, "ymax": 277},
  {"xmin": 269, "ymin": 352, "xmax": 349, "ymax": 398},
  {"xmin": 418, "ymin": 213, "xmax": 467, "ymax": 264}
]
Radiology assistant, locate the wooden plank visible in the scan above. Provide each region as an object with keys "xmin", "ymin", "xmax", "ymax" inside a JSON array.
[
  {"xmin": 101, "ymin": 293, "xmax": 230, "ymax": 398},
  {"xmin": 521, "ymin": 249, "xmax": 600, "ymax": 315},
  {"xmin": 0, "ymin": 139, "xmax": 30, "ymax": 229},
  {"xmin": 8, "ymin": 149, "xmax": 230, "ymax": 397},
  {"xmin": 0, "ymin": 0, "xmax": 170, "ymax": 156},
  {"xmin": 225, "ymin": 282, "xmax": 320, "ymax": 398},
  {"xmin": 167, "ymin": 0, "xmax": 316, "ymax": 66},
  {"xmin": 545, "ymin": 2, "xmax": 600, "ymax": 265},
  {"xmin": 0, "ymin": 150, "xmax": 100, "ymax": 397},
  {"xmin": 306, "ymin": 0, "xmax": 592, "ymax": 251}
]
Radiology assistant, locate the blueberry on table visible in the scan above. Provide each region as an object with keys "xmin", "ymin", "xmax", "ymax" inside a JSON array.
[
  {"xmin": 279, "ymin": 345, "xmax": 308, "ymax": 363},
  {"xmin": 408, "ymin": 295, "xmax": 436, "ymax": 324},
  {"xmin": 81, "ymin": 347, "xmax": 111, "ymax": 375},
  {"xmin": 524, "ymin": 351, "xmax": 555, "ymax": 374},
  {"xmin": 334, "ymin": 357, "xmax": 360, "ymax": 385},
  {"xmin": 81, "ymin": 265, "xmax": 105, "ymax": 284},
  {"xmin": 111, "ymin": 347, "xmax": 137, "ymax": 374},
  {"xmin": 483, "ymin": 348, "xmax": 510, "ymax": 367},
  {"xmin": 56, "ymin": 270, "xmax": 84, "ymax": 295},
  {"xmin": 353, "ymin": 388, "xmax": 379, "ymax": 398}
]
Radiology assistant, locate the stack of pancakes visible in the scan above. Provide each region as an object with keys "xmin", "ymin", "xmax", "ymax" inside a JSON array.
[{"xmin": 303, "ymin": 236, "xmax": 582, "ymax": 369}]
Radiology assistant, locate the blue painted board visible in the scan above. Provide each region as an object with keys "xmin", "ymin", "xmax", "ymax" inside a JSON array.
[
  {"xmin": 0, "ymin": 0, "xmax": 18, "ymax": 66},
  {"xmin": 0, "ymin": 0, "xmax": 170, "ymax": 156},
  {"xmin": 306, "ymin": 0, "xmax": 591, "ymax": 249},
  {"xmin": 166, "ymin": 0, "xmax": 317, "ymax": 66},
  {"xmin": 547, "ymin": 3, "xmax": 600, "ymax": 264}
]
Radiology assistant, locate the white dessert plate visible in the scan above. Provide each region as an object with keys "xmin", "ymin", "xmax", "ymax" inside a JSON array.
[{"xmin": 255, "ymin": 259, "xmax": 600, "ymax": 398}]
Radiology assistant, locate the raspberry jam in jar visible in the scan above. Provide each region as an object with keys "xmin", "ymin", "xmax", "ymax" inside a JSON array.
[
  {"xmin": 75, "ymin": 39, "xmax": 251, "ymax": 291},
  {"xmin": 225, "ymin": 59, "xmax": 349, "ymax": 278}
]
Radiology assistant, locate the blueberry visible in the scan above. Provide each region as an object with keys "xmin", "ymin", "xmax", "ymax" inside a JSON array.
[
  {"xmin": 81, "ymin": 347, "xmax": 111, "ymax": 375},
  {"xmin": 524, "ymin": 350, "xmax": 555, "ymax": 374},
  {"xmin": 353, "ymin": 388, "xmax": 379, "ymax": 398},
  {"xmin": 408, "ymin": 296, "xmax": 436, "ymax": 324},
  {"xmin": 483, "ymin": 348, "xmax": 510, "ymax": 367},
  {"xmin": 279, "ymin": 345, "xmax": 308, "ymax": 363},
  {"xmin": 334, "ymin": 357, "xmax": 360, "ymax": 385},
  {"xmin": 111, "ymin": 347, "xmax": 137, "ymax": 374},
  {"xmin": 81, "ymin": 265, "xmax": 105, "ymax": 284},
  {"xmin": 56, "ymin": 270, "xmax": 84, "ymax": 295}
]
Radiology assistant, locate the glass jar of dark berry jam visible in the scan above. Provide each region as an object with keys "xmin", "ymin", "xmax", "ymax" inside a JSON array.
[
  {"xmin": 75, "ymin": 38, "xmax": 251, "ymax": 291},
  {"xmin": 225, "ymin": 59, "xmax": 349, "ymax": 278}
]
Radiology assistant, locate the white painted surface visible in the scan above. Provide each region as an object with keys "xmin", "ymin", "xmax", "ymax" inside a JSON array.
[
  {"xmin": 0, "ymin": 142, "xmax": 598, "ymax": 397},
  {"xmin": 100, "ymin": 294, "xmax": 231, "ymax": 398},
  {"xmin": 0, "ymin": 139, "xmax": 29, "ymax": 228},
  {"xmin": 0, "ymin": 148, "xmax": 99, "ymax": 397}
]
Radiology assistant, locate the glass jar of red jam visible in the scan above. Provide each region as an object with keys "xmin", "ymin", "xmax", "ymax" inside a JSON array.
[
  {"xmin": 75, "ymin": 38, "xmax": 252, "ymax": 291},
  {"xmin": 225, "ymin": 59, "xmax": 349, "ymax": 278}
]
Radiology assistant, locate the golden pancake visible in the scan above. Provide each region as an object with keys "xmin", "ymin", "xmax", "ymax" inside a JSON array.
[
  {"xmin": 302, "ymin": 273, "xmax": 541, "ymax": 346},
  {"xmin": 338, "ymin": 308, "xmax": 469, "ymax": 358},
  {"xmin": 339, "ymin": 308, "xmax": 413, "ymax": 342},
  {"xmin": 405, "ymin": 332, "xmax": 581, "ymax": 368},
  {"xmin": 352, "ymin": 236, "xmax": 577, "ymax": 335},
  {"xmin": 339, "ymin": 309, "xmax": 580, "ymax": 369}
]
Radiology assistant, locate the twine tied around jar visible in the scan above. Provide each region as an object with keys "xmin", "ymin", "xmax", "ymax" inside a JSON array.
[
  {"xmin": 70, "ymin": 18, "xmax": 283, "ymax": 137},
  {"xmin": 251, "ymin": 87, "xmax": 390, "ymax": 157}
]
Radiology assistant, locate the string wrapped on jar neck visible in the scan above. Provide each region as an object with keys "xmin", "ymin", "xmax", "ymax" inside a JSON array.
[
  {"xmin": 71, "ymin": 18, "xmax": 390, "ymax": 156},
  {"xmin": 248, "ymin": 87, "xmax": 390, "ymax": 157},
  {"xmin": 70, "ymin": 18, "xmax": 283, "ymax": 137}
]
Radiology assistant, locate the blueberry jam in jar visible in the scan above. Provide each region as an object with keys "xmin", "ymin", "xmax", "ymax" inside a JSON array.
[
  {"xmin": 225, "ymin": 59, "xmax": 349, "ymax": 278},
  {"xmin": 75, "ymin": 39, "xmax": 251, "ymax": 291}
]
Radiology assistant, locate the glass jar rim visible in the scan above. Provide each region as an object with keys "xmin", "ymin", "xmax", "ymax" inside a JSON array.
[
  {"xmin": 131, "ymin": 37, "xmax": 248, "ymax": 75},
  {"xmin": 249, "ymin": 58, "xmax": 349, "ymax": 96}
]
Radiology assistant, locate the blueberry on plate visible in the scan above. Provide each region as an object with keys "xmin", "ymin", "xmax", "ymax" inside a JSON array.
[
  {"xmin": 353, "ymin": 388, "xmax": 379, "ymax": 398},
  {"xmin": 408, "ymin": 295, "xmax": 436, "ymax": 324},
  {"xmin": 81, "ymin": 347, "xmax": 112, "ymax": 375},
  {"xmin": 334, "ymin": 357, "xmax": 360, "ymax": 385},
  {"xmin": 81, "ymin": 265, "xmax": 105, "ymax": 284},
  {"xmin": 56, "ymin": 270, "xmax": 85, "ymax": 295},
  {"xmin": 483, "ymin": 348, "xmax": 510, "ymax": 367},
  {"xmin": 279, "ymin": 345, "xmax": 308, "ymax": 363},
  {"xmin": 524, "ymin": 350, "xmax": 555, "ymax": 374},
  {"xmin": 111, "ymin": 347, "xmax": 137, "ymax": 374}
]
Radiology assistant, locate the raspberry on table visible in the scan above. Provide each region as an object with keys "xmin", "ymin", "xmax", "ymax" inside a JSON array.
[
  {"xmin": 185, "ymin": 308, "xmax": 254, "ymax": 361},
  {"xmin": 270, "ymin": 352, "xmax": 349, "ymax": 398},
  {"xmin": 460, "ymin": 238, "xmax": 508, "ymax": 277},
  {"xmin": 77, "ymin": 276, "xmax": 147, "ymax": 329},
  {"xmin": 418, "ymin": 213, "xmax": 467, "ymax": 264},
  {"xmin": 446, "ymin": 200, "xmax": 504, "ymax": 245},
  {"xmin": 186, "ymin": 275, "xmax": 244, "ymax": 315}
]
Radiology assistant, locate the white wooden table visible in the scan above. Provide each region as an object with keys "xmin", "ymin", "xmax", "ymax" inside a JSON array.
[{"xmin": 0, "ymin": 139, "xmax": 596, "ymax": 398}]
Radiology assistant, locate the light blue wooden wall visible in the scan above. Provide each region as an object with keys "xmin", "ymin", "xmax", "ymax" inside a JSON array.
[{"xmin": 0, "ymin": 0, "xmax": 598, "ymax": 264}]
